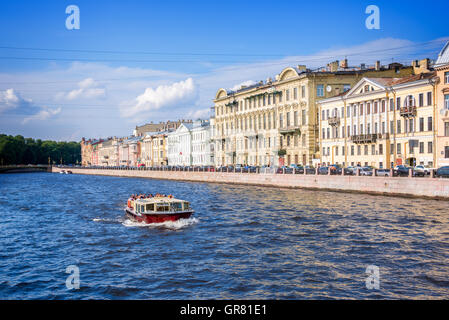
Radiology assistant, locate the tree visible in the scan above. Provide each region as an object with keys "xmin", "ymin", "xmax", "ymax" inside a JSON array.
[{"xmin": 0, "ymin": 134, "xmax": 81, "ymax": 165}]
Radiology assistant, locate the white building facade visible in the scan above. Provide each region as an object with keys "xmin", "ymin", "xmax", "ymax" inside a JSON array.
[
  {"xmin": 191, "ymin": 120, "xmax": 214, "ymax": 166},
  {"xmin": 167, "ymin": 123, "xmax": 193, "ymax": 166}
]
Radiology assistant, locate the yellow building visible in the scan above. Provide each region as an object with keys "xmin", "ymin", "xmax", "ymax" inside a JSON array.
[
  {"xmin": 151, "ymin": 132, "xmax": 168, "ymax": 166},
  {"xmin": 318, "ymin": 68, "xmax": 438, "ymax": 169},
  {"xmin": 213, "ymin": 60, "xmax": 414, "ymax": 167},
  {"xmin": 435, "ymin": 42, "xmax": 449, "ymax": 167}
]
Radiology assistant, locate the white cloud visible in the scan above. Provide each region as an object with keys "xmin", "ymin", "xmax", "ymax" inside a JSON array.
[
  {"xmin": 58, "ymin": 78, "xmax": 106, "ymax": 100},
  {"xmin": 187, "ymin": 108, "xmax": 210, "ymax": 120},
  {"xmin": 0, "ymin": 89, "xmax": 32, "ymax": 113},
  {"xmin": 22, "ymin": 107, "xmax": 61, "ymax": 124},
  {"xmin": 121, "ymin": 78, "xmax": 197, "ymax": 118},
  {"xmin": 229, "ymin": 80, "xmax": 256, "ymax": 92}
]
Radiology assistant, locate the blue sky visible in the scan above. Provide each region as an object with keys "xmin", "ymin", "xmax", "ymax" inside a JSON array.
[{"xmin": 0, "ymin": 0, "xmax": 448, "ymax": 140}]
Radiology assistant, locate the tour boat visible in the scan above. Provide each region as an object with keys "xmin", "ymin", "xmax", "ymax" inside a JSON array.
[{"xmin": 124, "ymin": 195, "xmax": 194, "ymax": 224}]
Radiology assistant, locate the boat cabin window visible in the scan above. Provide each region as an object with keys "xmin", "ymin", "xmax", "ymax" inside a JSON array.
[
  {"xmin": 157, "ymin": 204, "xmax": 170, "ymax": 212},
  {"xmin": 145, "ymin": 203, "xmax": 154, "ymax": 212},
  {"xmin": 172, "ymin": 202, "xmax": 182, "ymax": 211},
  {"xmin": 183, "ymin": 202, "xmax": 190, "ymax": 210}
]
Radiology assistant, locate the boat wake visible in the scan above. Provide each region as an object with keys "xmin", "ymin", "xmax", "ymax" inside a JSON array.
[
  {"xmin": 92, "ymin": 217, "xmax": 124, "ymax": 223},
  {"xmin": 122, "ymin": 217, "xmax": 199, "ymax": 230}
]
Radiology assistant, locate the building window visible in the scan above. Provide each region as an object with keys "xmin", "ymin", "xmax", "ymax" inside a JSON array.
[
  {"xmin": 419, "ymin": 117, "xmax": 424, "ymax": 132},
  {"xmin": 317, "ymin": 84, "xmax": 324, "ymax": 97},
  {"xmin": 419, "ymin": 142, "xmax": 424, "ymax": 153},
  {"xmin": 294, "ymin": 87, "xmax": 298, "ymax": 100},
  {"xmin": 286, "ymin": 89, "xmax": 290, "ymax": 101},
  {"xmin": 371, "ymin": 145, "xmax": 375, "ymax": 155},
  {"xmin": 445, "ymin": 94, "xmax": 449, "ymax": 110},
  {"xmin": 389, "ymin": 98, "xmax": 394, "ymax": 111},
  {"xmin": 390, "ymin": 121, "xmax": 394, "ymax": 134},
  {"xmin": 357, "ymin": 145, "xmax": 361, "ymax": 156},
  {"xmin": 301, "ymin": 85, "xmax": 306, "ymax": 98},
  {"xmin": 428, "ymin": 117, "xmax": 433, "ymax": 131},
  {"xmin": 445, "ymin": 146, "xmax": 449, "ymax": 158},
  {"xmin": 445, "ymin": 71, "xmax": 449, "ymax": 84},
  {"xmin": 390, "ymin": 143, "xmax": 394, "ymax": 154},
  {"xmin": 379, "ymin": 143, "xmax": 383, "ymax": 155},
  {"xmin": 397, "ymin": 120, "xmax": 401, "ymax": 134},
  {"xmin": 396, "ymin": 97, "xmax": 401, "ymax": 110},
  {"xmin": 419, "ymin": 93, "xmax": 424, "ymax": 107},
  {"xmin": 427, "ymin": 92, "xmax": 432, "ymax": 105},
  {"xmin": 428, "ymin": 142, "xmax": 433, "ymax": 154},
  {"xmin": 397, "ymin": 143, "xmax": 401, "ymax": 154},
  {"xmin": 445, "ymin": 122, "xmax": 449, "ymax": 136},
  {"xmin": 364, "ymin": 145, "xmax": 368, "ymax": 155},
  {"xmin": 351, "ymin": 145, "xmax": 354, "ymax": 156}
]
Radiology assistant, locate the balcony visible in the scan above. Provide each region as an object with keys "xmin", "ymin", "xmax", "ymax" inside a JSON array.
[
  {"xmin": 328, "ymin": 116, "xmax": 340, "ymax": 127},
  {"xmin": 279, "ymin": 126, "xmax": 301, "ymax": 135},
  {"xmin": 351, "ymin": 134, "xmax": 378, "ymax": 144},
  {"xmin": 400, "ymin": 106, "xmax": 417, "ymax": 118}
]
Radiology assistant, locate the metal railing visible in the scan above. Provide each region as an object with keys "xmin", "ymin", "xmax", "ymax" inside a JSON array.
[{"xmin": 54, "ymin": 165, "xmax": 444, "ymax": 179}]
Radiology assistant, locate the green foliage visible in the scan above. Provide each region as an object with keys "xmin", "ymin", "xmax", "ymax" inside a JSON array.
[
  {"xmin": 277, "ymin": 149, "xmax": 287, "ymax": 157},
  {"xmin": 0, "ymin": 134, "xmax": 81, "ymax": 165}
]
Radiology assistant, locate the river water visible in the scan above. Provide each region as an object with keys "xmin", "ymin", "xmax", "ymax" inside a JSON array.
[{"xmin": 0, "ymin": 172, "xmax": 448, "ymax": 299}]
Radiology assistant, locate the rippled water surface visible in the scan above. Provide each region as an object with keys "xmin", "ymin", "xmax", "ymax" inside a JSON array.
[{"xmin": 0, "ymin": 172, "xmax": 448, "ymax": 299}]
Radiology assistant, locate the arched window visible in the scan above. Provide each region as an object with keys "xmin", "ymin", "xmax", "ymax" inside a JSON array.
[{"xmin": 405, "ymin": 95, "xmax": 416, "ymax": 107}]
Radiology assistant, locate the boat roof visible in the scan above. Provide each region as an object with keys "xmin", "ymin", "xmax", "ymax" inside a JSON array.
[{"xmin": 132, "ymin": 197, "xmax": 186, "ymax": 204}]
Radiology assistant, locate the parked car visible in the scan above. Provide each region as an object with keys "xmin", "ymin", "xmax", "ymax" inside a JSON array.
[
  {"xmin": 329, "ymin": 164, "xmax": 342, "ymax": 175},
  {"xmin": 305, "ymin": 165, "xmax": 316, "ymax": 175},
  {"xmin": 318, "ymin": 166, "xmax": 329, "ymax": 175},
  {"xmin": 436, "ymin": 166, "xmax": 449, "ymax": 178},
  {"xmin": 413, "ymin": 165, "xmax": 427, "ymax": 177},
  {"xmin": 217, "ymin": 166, "xmax": 228, "ymax": 172},
  {"xmin": 376, "ymin": 168, "xmax": 390, "ymax": 177},
  {"xmin": 277, "ymin": 166, "xmax": 293, "ymax": 174},
  {"xmin": 290, "ymin": 164, "xmax": 305, "ymax": 174},
  {"xmin": 360, "ymin": 167, "xmax": 373, "ymax": 176},
  {"xmin": 394, "ymin": 165, "xmax": 411, "ymax": 177}
]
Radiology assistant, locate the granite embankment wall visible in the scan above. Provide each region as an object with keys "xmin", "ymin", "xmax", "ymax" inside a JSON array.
[{"xmin": 51, "ymin": 167, "xmax": 449, "ymax": 200}]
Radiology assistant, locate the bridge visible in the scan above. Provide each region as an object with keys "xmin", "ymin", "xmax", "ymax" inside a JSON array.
[{"xmin": 0, "ymin": 165, "xmax": 51, "ymax": 174}]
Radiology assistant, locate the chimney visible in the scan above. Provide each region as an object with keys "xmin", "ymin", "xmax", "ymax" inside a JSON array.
[
  {"xmin": 297, "ymin": 65, "xmax": 307, "ymax": 72},
  {"xmin": 340, "ymin": 59, "xmax": 348, "ymax": 69},
  {"xmin": 327, "ymin": 60, "xmax": 339, "ymax": 72},
  {"xmin": 375, "ymin": 61, "xmax": 381, "ymax": 71},
  {"xmin": 420, "ymin": 58, "xmax": 430, "ymax": 71},
  {"xmin": 360, "ymin": 63, "xmax": 366, "ymax": 70}
]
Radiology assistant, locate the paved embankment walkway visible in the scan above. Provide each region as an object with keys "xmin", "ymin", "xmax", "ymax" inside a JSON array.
[{"xmin": 51, "ymin": 167, "xmax": 449, "ymax": 200}]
